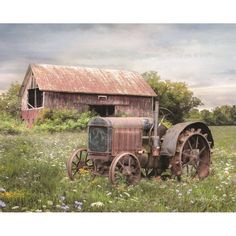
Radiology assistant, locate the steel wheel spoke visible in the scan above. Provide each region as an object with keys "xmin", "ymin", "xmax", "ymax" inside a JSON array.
[
  {"xmin": 118, "ymin": 160, "xmax": 125, "ymax": 168},
  {"xmin": 196, "ymin": 136, "xmax": 199, "ymax": 148},
  {"xmin": 128, "ymin": 157, "xmax": 131, "ymax": 167},
  {"xmin": 188, "ymin": 140, "xmax": 193, "ymax": 151},
  {"xmin": 199, "ymin": 146, "xmax": 206, "ymax": 155},
  {"xmin": 72, "ymin": 161, "xmax": 78, "ymax": 166}
]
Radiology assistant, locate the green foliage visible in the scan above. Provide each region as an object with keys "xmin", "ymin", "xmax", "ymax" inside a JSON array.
[
  {"xmin": 142, "ymin": 71, "xmax": 202, "ymax": 124},
  {"xmin": 0, "ymin": 113, "xmax": 28, "ymax": 135},
  {"xmin": 186, "ymin": 108, "xmax": 201, "ymax": 121},
  {"xmin": 213, "ymin": 105, "xmax": 236, "ymax": 125},
  {"xmin": 188, "ymin": 105, "xmax": 236, "ymax": 125},
  {"xmin": 0, "ymin": 82, "xmax": 21, "ymax": 118},
  {"xmin": 34, "ymin": 109, "xmax": 97, "ymax": 132},
  {"xmin": 0, "ymin": 127, "xmax": 236, "ymax": 212}
]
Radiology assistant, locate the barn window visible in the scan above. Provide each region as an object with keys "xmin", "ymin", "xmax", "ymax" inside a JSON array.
[
  {"xmin": 89, "ymin": 105, "xmax": 115, "ymax": 116},
  {"xmin": 27, "ymin": 88, "xmax": 43, "ymax": 109}
]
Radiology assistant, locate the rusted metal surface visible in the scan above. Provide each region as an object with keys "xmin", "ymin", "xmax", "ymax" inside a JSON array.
[
  {"xmin": 22, "ymin": 64, "xmax": 156, "ymax": 97},
  {"xmin": 87, "ymin": 117, "xmax": 152, "ymax": 156},
  {"xmin": 112, "ymin": 128, "xmax": 142, "ymax": 156},
  {"xmin": 160, "ymin": 121, "xmax": 214, "ymax": 157}
]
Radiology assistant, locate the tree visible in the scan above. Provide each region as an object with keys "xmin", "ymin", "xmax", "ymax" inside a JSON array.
[
  {"xmin": 213, "ymin": 105, "xmax": 234, "ymax": 125},
  {"xmin": 0, "ymin": 82, "xmax": 21, "ymax": 118},
  {"xmin": 200, "ymin": 109, "xmax": 214, "ymax": 125},
  {"xmin": 187, "ymin": 108, "xmax": 201, "ymax": 121},
  {"xmin": 142, "ymin": 71, "xmax": 202, "ymax": 123}
]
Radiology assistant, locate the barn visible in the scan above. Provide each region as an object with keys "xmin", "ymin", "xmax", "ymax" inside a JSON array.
[{"xmin": 19, "ymin": 64, "xmax": 157, "ymax": 124}]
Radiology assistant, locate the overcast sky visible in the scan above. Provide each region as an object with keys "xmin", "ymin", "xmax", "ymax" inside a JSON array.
[{"xmin": 0, "ymin": 24, "xmax": 235, "ymax": 109}]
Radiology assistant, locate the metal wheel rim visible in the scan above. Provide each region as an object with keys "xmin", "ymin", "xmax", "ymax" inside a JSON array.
[
  {"xmin": 109, "ymin": 152, "xmax": 141, "ymax": 185},
  {"xmin": 170, "ymin": 129, "xmax": 212, "ymax": 180},
  {"xmin": 67, "ymin": 148, "xmax": 92, "ymax": 180},
  {"xmin": 179, "ymin": 131, "xmax": 211, "ymax": 179}
]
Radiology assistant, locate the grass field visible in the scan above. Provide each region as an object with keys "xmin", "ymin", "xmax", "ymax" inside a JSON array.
[{"xmin": 0, "ymin": 126, "xmax": 236, "ymax": 212}]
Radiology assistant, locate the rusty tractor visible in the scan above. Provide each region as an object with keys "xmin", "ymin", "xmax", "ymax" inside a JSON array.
[{"xmin": 67, "ymin": 101, "xmax": 214, "ymax": 185}]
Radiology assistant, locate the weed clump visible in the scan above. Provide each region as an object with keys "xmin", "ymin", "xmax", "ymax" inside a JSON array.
[{"xmin": 33, "ymin": 109, "xmax": 97, "ymax": 132}]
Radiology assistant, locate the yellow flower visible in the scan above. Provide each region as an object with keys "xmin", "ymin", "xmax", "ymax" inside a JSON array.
[{"xmin": 0, "ymin": 191, "xmax": 25, "ymax": 200}]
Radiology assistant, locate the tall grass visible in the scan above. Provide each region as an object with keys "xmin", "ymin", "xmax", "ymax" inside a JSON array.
[{"xmin": 0, "ymin": 127, "xmax": 236, "ymax": 212}]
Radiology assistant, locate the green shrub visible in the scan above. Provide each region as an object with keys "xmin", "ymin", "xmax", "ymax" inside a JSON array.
[
  {"xmin": 0, "ymin": 82, "xmax": 21, "ymax": 118},
  {"xmin": 34, "ymin": 109, "xmax": 97, "ymax": 132},
  {"xmin": 0, "ymin": 113, "xmax": 28, "ymax": 135}
]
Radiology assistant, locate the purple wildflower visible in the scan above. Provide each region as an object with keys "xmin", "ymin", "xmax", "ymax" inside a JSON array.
[
  {"xmin": 74, "ymin": 201, "xmax": 83, "ymax": 210},
  {"xmin": 60, "ymin": 203, "xmax": 69, "ymax": 211},
  {"xmin": 0, "ymin": 200, "xmax": 6, "ymax": 208}
]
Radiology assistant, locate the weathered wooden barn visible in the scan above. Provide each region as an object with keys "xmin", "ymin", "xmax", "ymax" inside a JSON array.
[{"xmin": 19, "ymin": 64, "xmax": 157, "ymax": 124}]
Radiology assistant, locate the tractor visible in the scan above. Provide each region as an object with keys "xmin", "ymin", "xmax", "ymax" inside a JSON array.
[{"xmin": 67, "ymin": 101, "xmax": 214, "ymax": 185}]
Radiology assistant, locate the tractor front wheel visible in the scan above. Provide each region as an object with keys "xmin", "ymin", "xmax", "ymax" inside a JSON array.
[
  {"xmin": 67, "ymin": 148, "xmax": 93, "ymax": 180},
  {"xmin": 109, "ymin": 152, "xmax": 141, "ymax": 185}
]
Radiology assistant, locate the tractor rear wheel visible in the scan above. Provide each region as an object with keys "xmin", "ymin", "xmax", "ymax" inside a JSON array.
[
  {"xmin": 170, "ymin": 128, "xmax": 211, "ymax": 180},
  {"xmin": 109, "ymin": 152, "xmax": 141, "ymax": 185}
]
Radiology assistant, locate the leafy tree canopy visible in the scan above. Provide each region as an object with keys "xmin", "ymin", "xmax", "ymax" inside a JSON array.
[
  {"xmin": 142, "ymin": 71, "xmax": 202, "ymax": 123},
  {"xmin": 0, "ymin": 82, "xmax": 21, "ymax": 118}
]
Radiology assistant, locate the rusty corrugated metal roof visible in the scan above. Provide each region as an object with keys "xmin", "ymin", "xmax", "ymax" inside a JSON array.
[{"xmin": 29, "ymin": 64, "xmax": 156, "ymax": 97}]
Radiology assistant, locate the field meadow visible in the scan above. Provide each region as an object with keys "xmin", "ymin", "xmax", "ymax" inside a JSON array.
[{"xmin": 0, "ymin": 126, "xmax": 236, "ymax": 212}]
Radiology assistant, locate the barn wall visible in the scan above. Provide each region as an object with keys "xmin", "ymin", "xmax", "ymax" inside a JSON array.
[
  {"xmin": 44, "ymin": 92, "xmax": 153, "ymax": 117},
  {"xmin": 21, "ymin": 71, "xmax": 33, "ymax": 110},
  {"xmin": 21, "ymin": 108, "xmax": 43, "ymax": 126}
]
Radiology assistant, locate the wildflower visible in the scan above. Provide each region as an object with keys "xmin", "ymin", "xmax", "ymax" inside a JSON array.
[
  {"xmin": 187, "ymin": 189, "xmax": 192, "ymax": 194},
  {"xmin": 90, "ymin": 201, "xmax": 104, "ymax": 207},
  {"xmin": 0, "ymin": 200, "xmax": 6, "ymax": 208},
  {"xmin": 106, "ymin": 192, "xmax": 112, "ymax": 196},
  {"xmin": 47, "ymin": 200, "xmax": 53, "ymax": 206},
  {"xmin": 0, "ymin": 188, "xmax": 6, "ymax": 193},
  {"xmin": 60, "ymin": 203, "xmax": 69, "ymax": 211},
  {"xmin": 74, "ymin": 201, "xmax": 83, "ymax": 210},
  {"xmin": 224, "ymin": 170, "xmax": 229, "ymax": 175},
  {"xmin": 59, "ymin": 196, "xmax": 66, "ymax": 202}
]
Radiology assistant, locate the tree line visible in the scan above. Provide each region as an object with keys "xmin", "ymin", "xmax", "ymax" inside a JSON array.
[{"xmin": 188, "ymin": 106, "xmax": 236, "ymax": 125}]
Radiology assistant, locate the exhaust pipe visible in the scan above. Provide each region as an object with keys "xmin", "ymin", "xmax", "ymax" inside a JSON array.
[{"xmin": 152, "ymin": 100, "xmax": 160, "ymax": 157}]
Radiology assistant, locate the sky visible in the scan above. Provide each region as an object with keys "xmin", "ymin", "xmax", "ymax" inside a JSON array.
[{"xmin": 0, "ymin": 24, "xmax": 235, "ymax": 109}]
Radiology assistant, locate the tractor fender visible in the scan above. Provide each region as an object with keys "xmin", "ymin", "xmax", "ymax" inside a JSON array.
[{"xmin": 160, "ymin": 121, "xmax": 214, "ymax": 157}]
